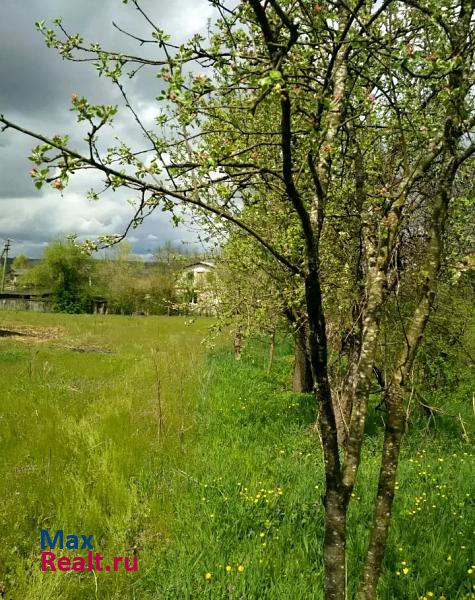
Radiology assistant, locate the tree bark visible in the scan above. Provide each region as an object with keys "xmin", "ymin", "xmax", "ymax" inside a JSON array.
[
  {"xmin": 342, "ymin": 264, "xmax": 387, "ymax": 484},
  {"xmin": 357, "ymin": 299, "xmax": 431, "ymax": 599},
  {"xmin": 357, "ymin": 175, "xmax": 452, "ymax": 599},
  {"xmin": 293, "ymin": 325, "xmax": 314, "ymax": 392},
  {"xmin": 305, "ymin": 271, "xmax": 347, "ymax": 600},
  {"xmin": 267, "ymin": 331, "xmax": 275, "ymax": 373},
  {"xmin": 356, "ymin": 379, "xmax": 405, "ymax": 599},
  {"xmin": 333, "ymin": 386, "xmax": 353, "ymax": 448},
  {"xmin": 233, "ymin": 329, "xmax": 242, "ymax": 360},
  {"xmin": 322, "ymin": 486, "xmax": 347, "ymax": 600}
]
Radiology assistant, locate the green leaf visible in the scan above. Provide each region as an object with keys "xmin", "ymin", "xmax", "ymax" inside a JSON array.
[{"xmin": 268, "ymin": 70, "xmax": 282, "ymax": 82}]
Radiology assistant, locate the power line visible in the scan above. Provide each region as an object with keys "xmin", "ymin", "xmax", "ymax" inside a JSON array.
[{"xmin": 1, "ymin": 239, "xmax": 11, "ymax": 292}]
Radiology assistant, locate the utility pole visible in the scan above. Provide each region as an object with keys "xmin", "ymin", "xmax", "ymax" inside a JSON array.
[{"xmin": 1, "ymin": 239, "xmax": 11, "ymax": 293}]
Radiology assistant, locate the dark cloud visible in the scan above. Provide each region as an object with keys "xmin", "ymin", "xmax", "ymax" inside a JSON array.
[
  {"xmin": 0, "ymin": 135, "xmax": 35, "ymax": 197},
  {"xmin": 0, "ymin": 0, "xmax": 213, "ymax": 257},
  {"xmin": 0, "ymin": 1, "xmax": 112, "ymax": 118}
]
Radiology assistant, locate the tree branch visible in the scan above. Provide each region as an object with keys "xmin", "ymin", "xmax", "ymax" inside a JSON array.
[{"xmin": 0, "ymin": 115, "xmax": 302, "ymax": 276}]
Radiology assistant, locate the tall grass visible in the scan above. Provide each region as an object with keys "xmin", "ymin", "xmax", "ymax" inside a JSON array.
[
  {"xmin": 0, "ymin": 313, "xmax": 473, "ymax": 599},
  {"xmin": 142, "ymin": 339, "xmax": 474, "ymax": 600},
  {"xmin": 0, "ymin": 312, "xmax": 209, "ymax": 599}
]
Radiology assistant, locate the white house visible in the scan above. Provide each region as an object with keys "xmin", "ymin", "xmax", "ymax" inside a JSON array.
[{"xmin": 175, "ymin": 261, "xmax": 218, "ymax": 315}]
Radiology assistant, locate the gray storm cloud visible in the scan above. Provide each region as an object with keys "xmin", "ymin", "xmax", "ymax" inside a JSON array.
[{"xmin": 0, "ymin": 0, "xmax": 213, "ymax": 257}]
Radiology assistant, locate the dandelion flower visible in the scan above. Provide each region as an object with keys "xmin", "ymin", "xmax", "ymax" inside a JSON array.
[
  {"xmin": 225, "ymin": 565, "xmax": 232, "ymax": 572},
  {"xmin": 402, "ymin": 567, "xmax": 409, "ymax": 575},
  {"xmin": 205, "ymin": 572, "xmax": 212, "ymax": 580},
  {"xmin": 237, "ymin": 564, "xmax": 245, "ymax": 573}
]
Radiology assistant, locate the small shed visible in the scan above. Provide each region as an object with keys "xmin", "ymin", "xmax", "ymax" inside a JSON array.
[{"xmin": 0, "ymin": 290, "xmax": 53, "ymax": 312}]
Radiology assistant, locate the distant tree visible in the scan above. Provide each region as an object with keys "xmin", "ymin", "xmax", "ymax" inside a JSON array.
[
  {"xmin": 11, "ymin": 254, "xmax": 28, "ymax": 269},
  {"xmin": 153, "ymin": 241, "xmax": 203, "ymax": 270},
  {"xmin": 94, "ymin": 241, "xmax": 142, "ymax": 313},
  {"xmin": 215, "ymin": 220, "xmax": 312, "ymax": 382},
  {"xmin": 95, "ymin": 241, "xmax": 177, "ymax": 314},
  {"xmin": 24, "ymin": 238, "xmax": 94, "ymax": 313}
]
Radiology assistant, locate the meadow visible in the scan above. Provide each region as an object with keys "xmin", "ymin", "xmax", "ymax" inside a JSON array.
[{"xmin": 0, "ymin": 312, "xmax": 473, "ymax": 599}]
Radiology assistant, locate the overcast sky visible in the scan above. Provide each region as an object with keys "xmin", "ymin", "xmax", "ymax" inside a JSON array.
[{"xmin": 0, "ymin": 0, "xmax": 215, "ymax": 259}]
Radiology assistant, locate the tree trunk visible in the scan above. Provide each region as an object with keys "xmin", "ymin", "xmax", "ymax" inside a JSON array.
[
  {"xmin": 356, "ymin": 385, "xmax": 405, "ymax": 599},
  {"xmin": 357, "ymin": 173, "xmax": 452, "ymax": 598},
  {"xmin": 323, "ymin": 485, "xmax": 347, "ymax": 600},
  {"xmin": 267, "ymin": 331, "xmax": 275, "ymax": 373},
  {"xmin": 305, "ymin": 271, "xmax": 347, "ymax": 600},
  {"xmin": 333, "ymin": 388, "xmax": 353, "ymax": 449},
  {"xmin": 342, "ymin": 265, "xmax": 387, "ymax": 481},
  {"xmin": 357, "ymin": 298, "xmax": 431, "ymax": 599},
  {"xmin": 233, "ymin": 329, "xmax": 242, "ymax": 360},
  {"xmin": 293, "ymin": 326, "xmax": 313, "ymax": 392}
]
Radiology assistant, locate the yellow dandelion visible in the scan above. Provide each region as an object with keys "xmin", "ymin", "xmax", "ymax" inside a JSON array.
[
  {"xmin": 468, "ymin": 568, "xmax": 473, "ymax": 574},
  {"xmin": 427, "ymin": 593, "xmax": 434, "ymax": 597},
  {"xmin": 447, "ymin": 555, "xmax": 452, "ymax": 561},
  {"xmin": 402, "ymin": 567, "xmax": 409, "ymax": 575},
  {"xmin": 237, "ymin": 564, "xmax": 245, "ymax": 573},
  {"xmin": 259, "ymin": 532, "xmax": 265, "ymax": 537},
  {"xmin": 225, "ymin": 565, "xmax": 232, "ymax": 572},
  {"xmin": 205, "ymin": 572, "xmax": 212, "ymax": 580}
]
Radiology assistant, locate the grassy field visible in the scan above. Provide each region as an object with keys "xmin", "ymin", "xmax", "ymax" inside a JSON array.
[{"xmin": 0, "ymin": 312, "xmax": 473, "ymax": 599}]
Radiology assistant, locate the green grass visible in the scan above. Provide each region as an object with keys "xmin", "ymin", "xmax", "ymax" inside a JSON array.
[
  {"xmin": 142, "ymin": 340, "xmax": 474, "ymax": 600},
  {"xmin": 0, "ymin": 313, "xmax": 473, "ymax": 599},
  {"xmin": 0, "ymin": 311, "xmax": 210, "ymax": 599}
]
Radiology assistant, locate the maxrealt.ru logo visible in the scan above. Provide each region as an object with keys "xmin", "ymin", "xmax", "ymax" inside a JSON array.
[{"xmin": 40, "ymin": 530, "xmax": 138, "ymax": 572}]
